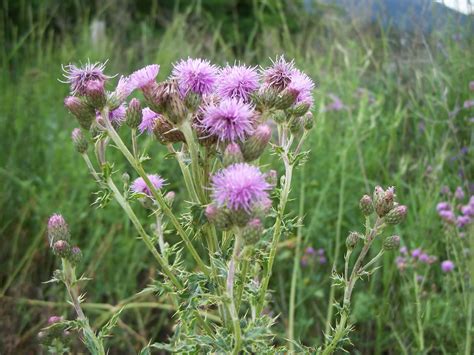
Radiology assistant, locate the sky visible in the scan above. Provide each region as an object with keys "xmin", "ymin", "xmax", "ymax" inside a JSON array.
[{"xmin": 436, "ymin": 0, "xmax": 473, "ymax": 14}]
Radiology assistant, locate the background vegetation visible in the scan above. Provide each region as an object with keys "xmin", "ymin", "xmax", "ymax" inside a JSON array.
[{"xmin": 1, "ymin": 0, "xmax": 472, "ymax": 353}]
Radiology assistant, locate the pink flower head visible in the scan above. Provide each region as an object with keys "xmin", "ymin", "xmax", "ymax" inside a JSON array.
[
  {"xmin": 461, "ymin": 204, "xmax": 474, "ymax": 217},
  {"xmin": 325, "ymin": 94, "xmax": 345, "ymax": 111},
  {"xmin": 139, "ymin": 107, "xmax": 160, "ymax": 134},
  {"xmin": 288, "ymin": 69, "xmax": 315, "ymax": 107},
  {"xmin": 62, "ymin": 61, "xmax": 110, "ymax": 95},
  {"xmin": 130, "ymin": 64, "xmax": 160, "ymax": 90},
  {"xmin": 211, "ymin": 163, "xmax": 271, "ymax": 212},
  {"xmin": 441, "ymin": 260, "xmax": 455, "ymax": 273},
  {"xmin": 172, "ymin": 57, "xmax": 218, "ymax": 96},
  {"xmin": 262, "ymin": 55, "xmax": 295, "ymax": 91},
  {"xmin": 113, "ymin": 76, "xmax": 133, "ymax": 102},
  {"xmin": 131, "ymin": 174, "xmax": 165, "ymax": 196},
  {"xmin": 201, "ymin": 98, "xmax": 255, "ymax": 142},
  {"xmin": 457, "ymin": 215, "xmax": 471, "ymax": 228},
  {"xmin": 96, "ymin": 104, "xmax": 127, "ymax": 125},
  {"xmin": 216, "ymin": 64, "xmax": 259, "ymax": 102},
  {"xmin": 400, "ymin": 246, "xmax": 408, "ymax": 255},
  {"xmin": 454, "ymin": 186, "xmax": 465, "ymax": 200},
  {"xmin": 305, "ymin": 246, "xmax": 316, "ymax": 255},
  {"xmin": 439, "ymin": 210, "xmax": 455, "ymax": 223},
  {"xmin": 436, "ymin": 202, "xmax": 451, "ymax": 212},
  {"xmin": 411, "ymin": 248, "xmax": 422, "ymax": 258},
  {"xmin": 396, "ymin": 256, "xmax": 407, "ymax": 270},
  {"xmin": 419, "ymin": 253, "xmax": 430, "ymax": 263}
]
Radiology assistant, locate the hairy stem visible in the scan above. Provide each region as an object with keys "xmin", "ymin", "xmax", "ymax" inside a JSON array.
[{"xmin": 227, "ymin": 233, "xmax": 243, "ymax": 354}]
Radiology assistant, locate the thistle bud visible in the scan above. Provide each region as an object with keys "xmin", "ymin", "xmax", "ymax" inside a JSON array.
[
  {"xmin": 69, "ymin": 246, "xmax": 82, "ymax": 265},
  {"xmin": 48, "ymin": 316, "xmax": 63, "ymax": 325},
  {"xmin": 231, "ymin": 208, "xmax": 252, "ymax": 227},
  {"xmin": 302, "ymin": 111, "xmax": 314, "ymax": 130},
  {"xmin": 257, "ymin": 86, "xmax": 279, "ymax": 110},
  {"xmin": 205, "ymin": 204, "xmax": 232, "ymax": 230},
  {"xmin": 272, "ymin": 110, "xmax": 287, "ymax": 123},
  {"xmin": 71, "ymin": 128, "xmax": 88, "ymax": 154},
  {"xmin": 164, "ymin": 191, "xmax": 176, "ymax": 206},
  {"xmin": 384, "ymin": 205, "xmax": 407, "ymax": 225},
  {"xmin": 64, "ymin": 96, "xmax": 95, "ymax": 130},
  {"xmin": 242, "ymin": 218, "xmax": 264, "ymax": 244},
  {"xmin": 85, "ymin": 79, "xmax": 106, "ymax": 109},
  {"xmin": 275, "ymin": 87, "xmax": 298, "ymax": 110},
  {"xmin": 374, "ymin": 186, "xmax": 395, "ymax": 217},
  {"xmin": 289, "ymin": 117, "xmax": 304, "ymax": 134},
  {"xmin": 48, "ymin": 214, "xmax": 70, "ymax": 246},
  {"xmin": 359, "ymin": 195, "xmax": 374, "ymax": 216},
  {"xmin": 126, "ymin": 98, "xmax": 142, "ymax": 128},
  {"xmin": 185, "ymin": 92, "xmax": 201, "ymax": 112},
  {"xmin": 153, "ymin": 116, "xmax": 185, "ymax": 144},
  {"xmin": 346, "ymin": 231, "xmax": 360, "ymax": 250},
  {"xmin": 383, "ymin": 235, "xmax": 400, "ymax": 251},
  {"xmin": 52, "ymin": 240, "xmax": 71, "ymax": 258},
  {"xmin": 167, "ymin": 94, "xmax": 187, "ymax": 124},
  {"xmin": 265, "ymin": 170, "xmax": 277, "ymax": 186},
  {"xmin": 223, "ymin": 143, "xmax": 244, "ymax": 166},
  {"xmin": 241, "ymin": 124, "xmax": 271, "ymax": 162},
  {"xmin": 290, "ymin": 102, "xmax": 311, "ymax": 117}
]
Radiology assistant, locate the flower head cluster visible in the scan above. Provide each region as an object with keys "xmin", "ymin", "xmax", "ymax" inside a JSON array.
[
  {"xmin": 172, "ymin": 58, "xmax": 218, "ymax": 96},
  {"xmin": 436, "ymin": 190, "xmax": 473, "ymax": 228},
  {"xmin": 131, "ymin": 174, "xmax": 165, "ymax": 196},
  {"xmin": 211, "ymin": 163, "xmax": 271, "ymax": 212},
  {"xmin": 396, "ymin": 246, "xmax": 437, "ymax": 271},
  {"xmin": 217, "ymin": 64, "xmax": 259, "ymax": 102}
]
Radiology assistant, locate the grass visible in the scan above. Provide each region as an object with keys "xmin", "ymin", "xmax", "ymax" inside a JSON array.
[{"xmin": 1, "ymin": 1, "xmax": 473, "ymax": 353}]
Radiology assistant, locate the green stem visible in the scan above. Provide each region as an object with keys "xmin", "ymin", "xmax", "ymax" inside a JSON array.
[
  {"xmin": 256, "ymin": 157, "xmax": 293, "ymax": 315},
  {"xmin": 101, "ymin": 109, "xmax": 209, "ymax": 276},
  {"xmin": 236, "ymin": 246, "xmax": 252, "ymax": 311},
  {"xmin": 288, "ymin": 166, "xmax": 305, "ymax": 350},
  {"xmin": 227, "ymin": 233, "xmax": 243, "ymax": 355},
  {"xmin": 413, "ymin": 272, "xmax": 425, "ymax": 351},
  {"xmin": 62, "ymin": 259, "xmax": 105, "ymax": 355},
  {"xmin": 131, "ymin": 128, "xmax": 138, "ymax": 159},
  {"xmin": 360, "ymin": 249, "xmax": 385, "ymax": 273}
]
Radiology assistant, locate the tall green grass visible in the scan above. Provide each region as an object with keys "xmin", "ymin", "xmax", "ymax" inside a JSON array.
[{"xmin": 1, "ymin": 1, "xmax": 472, "ymax": 353}]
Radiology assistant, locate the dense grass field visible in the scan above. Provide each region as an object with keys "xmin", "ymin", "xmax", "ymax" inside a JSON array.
[{"xmin": 1, "ymin": 1, "xmax": 473, "ymax": 353}]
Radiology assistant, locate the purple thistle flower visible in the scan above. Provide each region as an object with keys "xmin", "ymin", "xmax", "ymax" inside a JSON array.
[
  {"xmin": 464, "ymin": 99, "xmax": 474, "ymax": 109},
  {"xmin": 139, "ymin": 107, "xmax": 160, "ymax": 134},
  {"xmin": 47, "ymin": 214, "xmax": 70, "ymax": 246},
  {"xmin": 440, "ymin": 185, "xmax": 451, "ymax": 196},
  {"xmin": 396, "ymin": 256, "xmax": 407, "ymax": 270},
  {"xmin": 288, "ymin": 69, "xmax": 315, "ymax": 107},
  {"xmin": 48, "ymin": 316, "xmax": 63, "ymax": 325},
  {"xmin": 419, "ymin": 253, "xmax": 430, "ymax": 263},
  {"xmin": 436, "ymin": 201, "xmax": 451, "ymax": 212},
  {"xmin": 262, "ymin": 55, "xmax": 295, "ymax": 91},
  {"xmin": 96, "ymin": 104, "xmax": 127, "ymax": 125},
  {"xmin": 112, "ymin": 76, "xmax": 133, "ymax": 102},
  {"xmin": 441, "ymin": 260, "xmax": 455, "ymax": 273},
  {"xmin": 201, "ymin": 98, "xmax": 255, "ymax": 142},
  {"xmin": 439, "ymin": 210, "xmax": 456, "ymax": 223},
  {"xmin": 211, "ymin": 163, "xmax": 271, "ymax": 212},
  {"xmin": 62, "ymin": 61, "xmax": 110, "ymax": 95},
  {"xmin": 325, "ymin": 94, "xmax": 345, "ymax": 112},
  {"xmin": 305, "ymin": 246, "xmax": 316, "ymax": 255},
  {"xmin": 216, "ymin": 64, "xmax": 259, "ymax": 102},
  {"xmin": 318, "ymin": 256, "xmax": 327, "ymax": 265},
  {"xmin": 172, "ymin": 57, "xmax": 218, "ymax": 96},
  {"xmin": 131, "ymin": 174, "xmax": 165, "ymax": 196},
  {"xmin": 400, "ymin": 246, "xmax": 408, "ymax": 255},
  {"xmin": 411, "ymin": 248, "xmax": 422, "ymax": 258},
  {"xmin": 461, "ymin": 203, "xmax": 474, "ymax": 217},
  {"xmin": 457, "ymin": 215, "xmax": 471, "ymax": 228},
  {"xmin": 130, "ymin": 64, "xmax": 160, "ymax": 90},
  {"xmin": 454, "ymin": 186, "xmax": 465, "ymax": 200}
]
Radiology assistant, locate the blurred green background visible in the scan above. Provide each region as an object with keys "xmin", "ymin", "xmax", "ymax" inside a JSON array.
[{"xmin": 1, "ymin": 0, "xmax": 473, "ymax": 353}]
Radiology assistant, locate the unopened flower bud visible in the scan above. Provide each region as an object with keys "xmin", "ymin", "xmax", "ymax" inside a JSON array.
[
  {"xmin": 275, "ymin": 87, "xmax": 298, "ymax": 110},
  {"xmin": 122, "ymin": 172, "xmax": 130, "ymax": 185},
  {"xmin": 71, "ymin": 128, "xmax": 88, "ymax": 154},
  {"xmin": 242, "ymin": 218, "xmax": 264, "ymax": 244},
  {"xmin": 164, "ymin": 191, "xmax": 176, "ymax": 206},
  {"xmin": 359, "ymin": 195, "xmax": 374, "ymax": 216},
  {"xmin": 69, "ymin": 246, "xmax": 82, "ymax": 264},
  {"xmin": 290, "ymin": 102, "xmax": 311, "ymax": 117},
  {"xmin": 48, "ymin": 316, "xmax": 63, "ymax": 325},
  {"xmin": 289, "ymin": 117, "xmax": 304, "ymax": 134},
  {"xmin": 64, "ymin": 96, "xmax": 95, "ymax": 130},
  {"xmin": 346, "ymin": 231, "xmax": 360, "ymax": 250},
  {"xmin": 241, "ymin": 124, "xmax": 271, "ymax": 161},
  {"xmin": 383, "ymin": 235, "xmax": 400, "ymax": 251},
  {"xmin": 265, "ymin": 170, "xmax": 277, "ymax": 186},
  {"xmin": 48, "ymin": 214, "xmax": 70, "ymax": 246},
  {"xmin": 153, "ymin": 116, "xmax": 185, "ymax": 144},
  {"xmin": 205, "ymin": 204, "xmax": 231, "ymax": 230},
  {"xmin": 126, "ymin": 98, "xmax": 142, "ymax": 128},
  {"xmin": 302, "ymin": 111, "xmax": 314, "ymax": 130},
  {"xmin": 223, "ymin": 143, "xmax": 244, "ymax": 166},
  {"xmin": 384, "ymin": 205, "xmax": 407, "ymax": 225},
  {"xmin": 272, "ymin": 110, "xmax": 286, "ymax": 124},
  {"xmin": 256, "ymin": 87, "xmax": 279, "ymax": 110},
  {"xmin": 185, "ymin": 92, "xmax": 201, "ymax": 112},
  {"xmin": 52, "ymin": 240, "xmax": 71, "ymax": 258},
  {"xmin": 231, "ymin": 209, "xmax": 252, "ymax": 227},
  {"xmin": 167, "ymin": 94, "xmax": 187, "ymax": 124},
  {"xmin": 85, "ymin": 79, "xmax": 106, "ymax": 109},
  {"xmin": 374, "ymin": 186, "xmax": 395, "ymax": 217}
]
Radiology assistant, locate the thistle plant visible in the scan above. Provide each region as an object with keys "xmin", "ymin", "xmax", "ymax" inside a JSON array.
[
  {"xmin": 321, "ymin": 186, "xmax": 408, "ymax": 354},
  {"xmin": 49, "ymin": 56, "xmax": 406, "ymax": 353}
]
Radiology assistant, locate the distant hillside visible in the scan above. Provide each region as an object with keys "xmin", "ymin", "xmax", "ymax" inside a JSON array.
[{"xmin": 315, "ymin": 0, "xmax": 473, "ymax": 33}]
